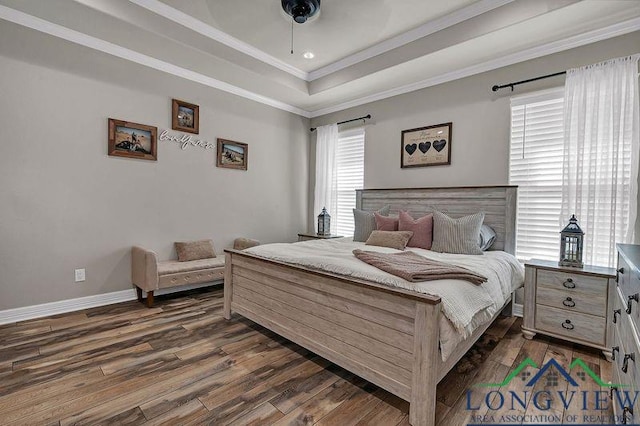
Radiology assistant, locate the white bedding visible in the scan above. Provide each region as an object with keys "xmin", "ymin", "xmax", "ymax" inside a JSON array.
[{"xmin": 245, "ymin": 238, "xmax": 524, "ymax": 361}]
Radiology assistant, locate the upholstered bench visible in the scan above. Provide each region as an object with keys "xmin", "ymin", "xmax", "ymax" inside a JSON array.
[{"xmin": 131, "ymin": 246, "xmax": 225, "ymax": 307}]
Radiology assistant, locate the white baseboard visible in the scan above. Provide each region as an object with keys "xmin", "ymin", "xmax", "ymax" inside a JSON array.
[
  {"xmin": 512, "ymin": 302, "xmax": 523, "ymax": 317},
  {"xmin": 0, "ymin": 281, "xmax": 222, "ymax": 325},
  {"xmin": 0, "ymin": 289, "xmax": 137, "ymax": 325}
]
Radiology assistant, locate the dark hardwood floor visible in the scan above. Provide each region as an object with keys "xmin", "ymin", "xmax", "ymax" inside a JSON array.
[{"xmin": 0, "ymin": 286, "xmax": 612, "ymax": 425}]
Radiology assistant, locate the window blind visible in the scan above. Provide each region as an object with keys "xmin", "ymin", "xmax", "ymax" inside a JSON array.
[
  {"xmin": 335, "ymin": 127, "xmax": 365, "ymax": 236},
  {"xmin": 509, "ymin": 90, "xmax": 565, "ymax": 262}
]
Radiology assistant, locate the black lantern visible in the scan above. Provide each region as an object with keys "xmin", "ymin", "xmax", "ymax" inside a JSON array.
[
  {"xmin": 317, "ymin": 207, "xmax": 331, "ymax": 236},
  {"xmin": 559, "ymin": 215, "xmax": 584, "ymax": 268}
]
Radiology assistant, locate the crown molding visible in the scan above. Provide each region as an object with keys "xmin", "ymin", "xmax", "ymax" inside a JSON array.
[
  {"xmin": 1, "ymin": 4, "xmax": 637, "ymax": 121},
  {"xmin": 308, "ymin": 17, "xmax": 640, "ymax": 118},
  {"xmin": 0, "ymin": 5, "xmax": 311, "ymax": 118},
  {"xmin": 307, "ymin": 0, "xmax": 516, "ymax": 81},
  {"xmin": 127, "ymin": 0, "xmax": 515, "ymax": 83},
  {"xmin": 127, "ymin": 0, "xmax": 310, "ymax": 81}
]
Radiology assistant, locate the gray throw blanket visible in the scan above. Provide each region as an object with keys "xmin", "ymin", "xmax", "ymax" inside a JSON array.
[{"xmin": 352, "ymin": 249, "xmax": 488, "ymax": 285}]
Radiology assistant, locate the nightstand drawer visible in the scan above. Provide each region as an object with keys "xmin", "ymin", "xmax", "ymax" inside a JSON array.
[
  {"xmin": 536, "ymin": 286, "xmax": 606, "ymax": 317},
  {"xmin": 535, "ymin": 305, "xmax": 605, "ymax": 345},
  {"xmin": 537, "ymin": 269, "xmax": 607, "ymax": 296}
]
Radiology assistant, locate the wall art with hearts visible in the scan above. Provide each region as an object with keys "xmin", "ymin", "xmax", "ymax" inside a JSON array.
[{"xmin": 401, "ymin": 122, "xmax": 452, "ymax": 168}]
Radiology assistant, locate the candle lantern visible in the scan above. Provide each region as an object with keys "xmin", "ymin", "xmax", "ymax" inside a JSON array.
[
  {"xmin": 559, "ymin": 214, "xmax": 584, "ymax": 268},
  {"xmin": 317, "ymin": 207, "xmax": 331, "ymax": 236}
]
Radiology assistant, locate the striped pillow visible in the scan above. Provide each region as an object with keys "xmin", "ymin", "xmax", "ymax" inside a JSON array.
[
  {"xmin": 431, "ymin": 211, "xmax": 484, "ymax": 255},
  {"xmin": 353, "ymin": 205, "xmax": 391, "ymax": 242}
]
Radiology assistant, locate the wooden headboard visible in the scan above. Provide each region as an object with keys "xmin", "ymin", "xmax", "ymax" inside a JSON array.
[{"xmin": 356, "ymin": 186, "xmax": 517, "ymax": 254}]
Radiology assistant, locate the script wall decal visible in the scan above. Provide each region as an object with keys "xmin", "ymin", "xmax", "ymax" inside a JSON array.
[{"xmin": 159, "ymin": 130, "xmax": 215, "ymax": 151}]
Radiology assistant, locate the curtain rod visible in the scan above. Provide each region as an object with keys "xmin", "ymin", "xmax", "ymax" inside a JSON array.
[
  {"xmin": 491, "ymin": 71, "xmax": 566, "ymax": 92},
  {"xmin": 310, "ymin": 114, "xmax": 371, "ymax": 132}
]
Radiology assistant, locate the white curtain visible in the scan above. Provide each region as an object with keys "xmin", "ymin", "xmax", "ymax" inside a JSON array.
[
  {"xmin": 561, "ymin": 54, "xmax": 640, "ymax": 267},
  {"xmin": 314, "ymin": 124, "xmax": 339, "ymax": 224}
]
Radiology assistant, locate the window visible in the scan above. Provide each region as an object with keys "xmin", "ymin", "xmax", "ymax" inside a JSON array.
[
  {"xmin": 509, "ymin": 89, "xmax": 565, "ymax": 262},
  {"xmin": 335, "ymin": 128, "xmax": 365, "ymax": 236}
]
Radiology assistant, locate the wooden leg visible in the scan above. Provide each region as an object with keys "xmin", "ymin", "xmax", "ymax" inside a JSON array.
[
  {"xmin": 522, "ymin": 328, "xmax": 536, "ymax": 340},
  {"xmin": 409, "ymin": 302, "xmax": 440, "ymax": 426},
  {"xmin": 135, "ymin": 286, "xmax": 143, "ymax": 302},
  {"xmin": 146, "ymin": 291, "xmax": 154, "ymax": 308},
  {"xmin": 223, "ymin": 252, "xmax": 232, "ymax": 319},
  {"xmin": 603, "ymin": 349, "xmax": 613, "ymax": 363}
]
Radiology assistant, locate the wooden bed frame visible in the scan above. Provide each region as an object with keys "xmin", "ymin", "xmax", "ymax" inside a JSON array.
[{"xmin": 223, "ymin": 186, "xmax": 517, "ymax": 426}]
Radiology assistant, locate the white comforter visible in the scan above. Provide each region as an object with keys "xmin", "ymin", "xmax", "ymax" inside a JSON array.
[{"xmin": 245, "ymin": 238, "xmax": 524, "ymax": 361}]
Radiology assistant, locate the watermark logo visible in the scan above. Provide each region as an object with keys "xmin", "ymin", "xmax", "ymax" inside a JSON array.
[{"xmin": 465, "ymin": 357, "xmax": 636, "ymax": 425}]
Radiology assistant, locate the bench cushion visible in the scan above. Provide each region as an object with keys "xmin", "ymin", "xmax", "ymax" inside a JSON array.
[{"xmin": 157, "ymin": 257, "xmax": 225, "ymax": 275}]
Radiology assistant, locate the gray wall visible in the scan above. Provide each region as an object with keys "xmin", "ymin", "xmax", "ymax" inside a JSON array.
[
  {"xmin": 310, "ymin": 31, "xmax": 640, "ymax": 240},
  {"xmin": 0, "ymin": 54, "xmax": 309, "ymax": 310}
]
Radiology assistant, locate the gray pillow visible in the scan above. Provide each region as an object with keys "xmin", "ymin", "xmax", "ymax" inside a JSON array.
[
  {"xmin": 478, "ymin": 224, "xmax": 497, "ymax": 251},
  {"xmin": 353, "ymin": 205, "xmax": 391, "ymax": 242},
  {"xmin": 431, "ymin": 211, "xmax": 484, "ymax": 255}
]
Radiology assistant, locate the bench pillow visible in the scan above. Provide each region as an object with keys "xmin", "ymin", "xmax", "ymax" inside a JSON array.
[{"xmin": 175, "ymin": 239, "xmax": 216, "ymax": 262}]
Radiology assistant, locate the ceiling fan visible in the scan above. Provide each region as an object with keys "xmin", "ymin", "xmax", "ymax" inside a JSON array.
[
  {"xmin": 281, "ymin": 0, "xmax": 321, "ymax": 54},
  {"xmin": 281, "ymin": 0, "xmax": 321, "ymax": 24}
]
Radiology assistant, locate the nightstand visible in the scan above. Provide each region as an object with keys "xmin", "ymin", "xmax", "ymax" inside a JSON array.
[
  {"xmin": 297, "ymin": 233, "xmax": 344, "ymax": 242},
  {"xmin": 522, "ymin": 259, "xmax": 616, "ymax": 361}
]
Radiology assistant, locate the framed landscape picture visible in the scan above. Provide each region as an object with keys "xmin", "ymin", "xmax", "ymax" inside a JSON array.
[
  {"xmin": 172, "ymin": 99, "xmax": 199, "ymax": 134},
  {"xmin": 216, "ymin": 139, "xmax": 248, "ymax": 170},
  {"xmin": 401, "ymin": 122, "xmax": 452, "ymax": 168},
  {"xmin": 108, "ymin": 118, "xmax": 158, "ymax": 161}
]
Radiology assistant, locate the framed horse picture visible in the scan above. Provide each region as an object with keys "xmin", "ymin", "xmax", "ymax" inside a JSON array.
[
  {"xmin": 216, "ymin": 139, "xmax": 248, "ymax": 171},
  {"xmin": 172, "ymin": 99, "xmax": 199, "ymax": 134},
  {"xmin": 108, "ymin": 118, "xmax": 158, "ymax": 161}
]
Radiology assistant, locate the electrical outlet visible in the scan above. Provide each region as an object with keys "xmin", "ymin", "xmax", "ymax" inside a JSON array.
[{"xmin": 75, "ymin": 268, "xmax": 86, "ymax": 282}]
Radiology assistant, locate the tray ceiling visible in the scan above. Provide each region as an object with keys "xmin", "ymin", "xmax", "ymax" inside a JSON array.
[{"xmin": 0, "ymin": 0, "xmax": 638, "ymax": 117}]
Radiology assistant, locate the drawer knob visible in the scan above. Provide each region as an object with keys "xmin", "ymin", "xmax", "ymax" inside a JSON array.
[
  {"xmin": 622, "ymin": 352, "xmax": 635, "ymax": 373},
  {"xmin": 613, "ymin": 346, "xmax": 620, "ymax": 361},
  {"xmin": 563, "ymin": 278, "xmax": 576, "ymax": 289},
  {"xmin": 626, "ymin": 293, "xmax": 639, "ymax": 315},
  {"xmin": 562, "ymin": 297, "xmax": 576, "ymax": 308},
  {"xmin": 561, "ymin": 319, "xmax": 574, "ymax": 330},
  {"xmin": 623, "ymin": 406, "xmax": 634, "ymax": 424},
  {"xmin": 610, "ymin": 386, "xmax": 618, "ymax": 399},
  {"xmin": 614, "ymin": 309, "xmax": 621, "ymax": 324}
]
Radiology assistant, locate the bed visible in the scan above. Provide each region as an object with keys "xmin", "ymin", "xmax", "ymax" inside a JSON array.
[{"xmin": 223, "ymin": 186, "xmax": 521, "ymax": 426}]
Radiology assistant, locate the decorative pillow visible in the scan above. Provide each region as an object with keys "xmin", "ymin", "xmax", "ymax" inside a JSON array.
[
  {"xmin": 374, "ymin": 212, "xmax": 399, "ymax": 231},
  {"xmin": 398, "ymin": 210, "xmax": 433, "ymax": 250},
  {"xmin": 353, "ymin": 205, "xmax": 391, "ymax": 242},
  {"xmin": 478, "ymin": 225, "xmax": 497, "ymax": 251},
  {"xmin": 431, "ymin": 211, "xmax": 484, "ymax": 255},
  {"xmin": 175, "ymin": 240, "xmax": 216, "ymax": 261},
  {"xmin": 365, "ymin": 230, "xmax": 414, "ymax": 251}
]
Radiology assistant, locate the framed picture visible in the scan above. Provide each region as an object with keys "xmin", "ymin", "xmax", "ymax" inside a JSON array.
[
  {"xmin": 401, "ymin": 122, "xmax": 452, "ymax": 168},
  {"xmin": 172, "ymin": 99, "xmax": 199, "ymax": 134},
  {"xmin": 108, "ymin": 118, "xmax": 158, "ymax": 161},
  {"xmin": 216, "ymin": 139, "xmax": 248, "ymax": 170}
]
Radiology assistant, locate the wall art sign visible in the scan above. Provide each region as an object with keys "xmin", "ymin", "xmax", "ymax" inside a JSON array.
[
  {"xmin": 108, "ymin": 118, "xmax": 158, "ymax": 161},
  {"xmin": 172, "ymin": 99, "xmax": 199, "ymax": 134},
  {"xmin": 401, "ymin": 122, "xmax": 452, "ymax": 168},
  {"xmin": 217, "ymin": 138, "xmax": 248, "ymax": 171},
  {"xmin": 159, "ymin": 130, "xmax": 215, "ymax": 151}
]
